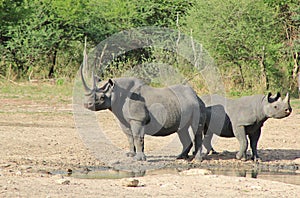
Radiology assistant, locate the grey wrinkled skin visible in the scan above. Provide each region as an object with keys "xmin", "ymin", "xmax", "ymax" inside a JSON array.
[
  {"xmin": 201, "ymin": 93, "xmax": 292, "ymax": 161},
  {"xmin": 80, "ymin": 66, "xmax": 206, "ymax": 161}
]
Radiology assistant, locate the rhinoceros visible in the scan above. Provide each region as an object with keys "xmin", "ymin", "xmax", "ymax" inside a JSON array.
[
  {"xmin": 201, "ymin": 93, "xmax": 292, "ymax": 161},
  {"xmin": 80, "ymin": 66, "xmax": 206, "ymax": 161}
]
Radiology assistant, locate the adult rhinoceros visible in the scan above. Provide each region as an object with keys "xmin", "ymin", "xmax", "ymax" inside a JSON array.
[
  {"xmin": 80, "ymin": 65, "xmax": 206, "ymax": 161},
  {"xmin": 201, "ymin": 93, "xmax": 292, "ymax": 161}
]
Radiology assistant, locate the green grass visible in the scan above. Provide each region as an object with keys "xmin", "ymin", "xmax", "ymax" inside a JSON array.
[
  {"xmin": 291, "ymin": 99, "xmax": 300, "ymax": 112},
  {"xmin": 0, "ymin": 80, "xmax": 73, "ymax": 104}
]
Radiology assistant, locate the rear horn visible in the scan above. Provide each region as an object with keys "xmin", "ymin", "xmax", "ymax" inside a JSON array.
[{"xmin": 283, "ymin": 93, "xmax": 290, "ymax": 103}]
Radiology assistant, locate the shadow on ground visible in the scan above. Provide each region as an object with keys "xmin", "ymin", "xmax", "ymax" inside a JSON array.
[{"xmin": 204, "ymin": 149, "xmax": 300, "ymax": 162}]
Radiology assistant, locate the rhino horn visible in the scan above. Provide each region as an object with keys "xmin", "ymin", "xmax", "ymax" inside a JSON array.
[
  {"xmin": 92, "ymin": 71, "xmax": 96, "ymax": 89},
  {"xmin": 81, "ymin": 36, "xmax": 94, "ymax": 94},
  {"xmin": 283, "ymin": 92, "xmax": 290, "ymax": 103},
  {"xmin": 80, "ymin": 64, "xmax": 92, "ymax": 93}
]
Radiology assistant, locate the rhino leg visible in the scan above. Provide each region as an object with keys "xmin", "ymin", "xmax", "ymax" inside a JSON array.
[
  {"xmin": 202, "ymin": 131, "xmax": 213, "ymax": 155},
  {"xmin": 193, "ymin": 129, "xmax": 203, "ymax": 161},
  {"xmin": 210, "ymin": 148, "xmax": 218, "ymax": 154},
  {"xmin": 125, "ymin": 134, "xmax": 136, "ymax": 157},
  {"xmin": 120, "ymin": 123, "xmax": 136, "ymax": 157},
  {"xmin": 249, "ymin": 129, "xmax": 261, "ymax": 162},
  {"xmin": 176, "ymin": 128, "xmax": 193, "ymax": 160},
  {"xmin": 234, "ymin": 126, "xmax": 248, "ymax": 160},
  {"xmin": 130, "ymin": 120, "xmax": 146, "ymax": 161}
]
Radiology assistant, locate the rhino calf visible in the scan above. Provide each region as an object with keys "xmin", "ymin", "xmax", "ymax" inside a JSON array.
[{"xmin": 201, "ymin": 93, "xmax": 292, "ymax": 161}]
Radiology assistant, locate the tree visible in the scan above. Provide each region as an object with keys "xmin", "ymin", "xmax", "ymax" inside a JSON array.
[
  {"xmin": 1, "ymin": 0, "xmax": 84, "ymax": 79},
  {"xmin": 183, "ymin": 0, "xmax": 296, "ymax": 94},
  {"xmin": 0, "ymin": 0, "xmax": 194, "ymax": 80}
]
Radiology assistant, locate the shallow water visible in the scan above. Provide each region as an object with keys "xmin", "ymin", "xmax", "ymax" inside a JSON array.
[
  {"xmin": 210, "ymin": 168, "xmax": 300, "ymax": 186},
  {"xmin": 57, "ymin": 166, "xmax": 300, "ymax": 185}
]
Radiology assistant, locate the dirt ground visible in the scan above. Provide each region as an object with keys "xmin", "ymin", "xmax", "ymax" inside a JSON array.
[{"xmin": 0, "ymin": 85, "xmax": 299, "ymax": 197}]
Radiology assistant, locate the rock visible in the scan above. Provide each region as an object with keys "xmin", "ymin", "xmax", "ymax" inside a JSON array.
[
  {"xmin": 121, "ymin": 178, "xmax": 139, "ymax": 187},
  {"xmin": 293, "ymin": 158, "xmax": 300, "ymax": 165},
  {"xmin": 15, "ymin": 171, "xmax": 22, "ymax": 176},
  {"xmin": 56, "ymin": 178, "xmax": 70, "ymax": 185},
  {"xmin": 250, "ymin": 185, "xmax": 262, "ymax": 190},
  {"xmin": 0, "ymin": 164, "xmax": 11, "ymax": 168},
  {"xmin": 19, "ymin": 165, "xmax": 32, "ymax": 170},
  {"xmin": 179, "ymin": 168, "xmax": 212, "ymax": 176}
]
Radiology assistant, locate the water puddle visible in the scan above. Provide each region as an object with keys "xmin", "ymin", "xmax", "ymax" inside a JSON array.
[
  {"xmin": 210, "ymin": 168, "xmax": 300, "ymax": 186},
  {"xmin": 53, "ymin": 166, "xmax": 300, "ymax": 185}
]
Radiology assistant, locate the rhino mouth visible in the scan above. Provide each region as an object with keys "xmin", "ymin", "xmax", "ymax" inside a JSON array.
[
  {"xmin": 84, "ymin": 103, "xmax": 96, "ymax": 111},
  {"xmin": 273, "ymin": 108, "xmax": 292, "ymax": 119}
]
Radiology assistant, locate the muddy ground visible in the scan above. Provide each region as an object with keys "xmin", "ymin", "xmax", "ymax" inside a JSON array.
[{"xmin": 0, "ymin": 84, "xmax": 299, "ymax": 197}]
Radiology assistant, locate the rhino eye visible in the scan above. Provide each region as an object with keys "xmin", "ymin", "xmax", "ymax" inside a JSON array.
[
  {"xmin": 274, "ymin": 105, "xmax": 277, "ymax": 109},
  {"xmin": 99, "ymin": 96, "xmax": 105, "ymax": 101}
]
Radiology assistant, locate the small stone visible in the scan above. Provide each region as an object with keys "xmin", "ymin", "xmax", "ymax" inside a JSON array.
[
  {"xmin": 0, "ymin": 164, "xmax": 11, "ymax": 168},
  {"xmin": 15, "ymin": 171, "xmax": 22, "ymax": 176},
  {"xmin": 179, "ymin": 168, "xmax": 212, "ymax": 176},
  {"xmin": 293, "ymin": 158, "xmax": 300, "ymax": 165},
  {"xmin": 250, "ymin": 185, "xmax": 262, "ymax": 190},
  {"xmin": 56, "ymin": 178, "xmax": 70, "ymax": 185},
  {"xmin": 121, "ymin": 178, "xmax": 139, "ymax": 187},
  {"xmin": 20, "ymin": 165, "xmax": 32, "ymax": 170}
]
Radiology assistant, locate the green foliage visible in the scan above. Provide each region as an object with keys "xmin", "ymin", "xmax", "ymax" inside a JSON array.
[
  {"xmin": 183, "ymin": 0, "xmax": 300, "ymax": 95},
  {"xmin": 133, "ymin": 0, "xmax": 192, "ymax": 27},
  {"xmin": 1, "ymin": 0, "xmax": 84, "ymax": 80},
  {"xmin": 0, "ymin": 0, "xmax": 299, "ymax": 97},
  {"xmin": 184, "ymin": 0, "xmax": 283, "ymax": 92},
  {"xmin": 0, "ymin": 0, "xmax": 193, "ymax": 80}
]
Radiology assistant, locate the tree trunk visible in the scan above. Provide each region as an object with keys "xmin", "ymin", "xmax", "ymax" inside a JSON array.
[
  {"xmin": 48, "ymin": 50, "xmax": 57, "ymax": 79},
  {"xmin": 298, "ymin": 72, "xmax": 300, "ymax": 99},
  {"xmin": 233, "ymin": 60, "xmax": 245, "ymax": 88},
  {"xmin": 292, "ymin": 52, "xmax": 299, "ymax": 78},
  {"xmin": 260, "ymin": 46, "xmax": 269, "ymax": 90}
]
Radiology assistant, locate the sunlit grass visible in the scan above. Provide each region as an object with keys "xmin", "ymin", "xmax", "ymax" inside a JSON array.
[
  {"xmin": 0, "ymin": 80, "xmax": 73, "ymax": 104},
  {"xmin": 290, "ymin": 99, "xmax": 300, "ymax": 113}
]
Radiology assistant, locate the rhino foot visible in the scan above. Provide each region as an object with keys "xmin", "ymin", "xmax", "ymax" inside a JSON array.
[
  {"xmin": 193, "ymin": 154, "xmax": 203, "ymax": 162},
  {"xmin": 236, "ymin": 152, "xmax": 247, "ymax": 161},
  {"xmin": 126, "ymin": 152, "xmax": 136, "ymax": 157},
  {"xmin": 209, "ymin": 148, "xmax": 218, "ymax": 155},
  {"xmin": 251, "ymin": 156, "xmax": 262, "ymax": 163},
  {"xmin": 134, "ymin": 152, "xmax": 146, "ymax": 161},
  {"xmin": 176, "ymin": 154, "xmax": 189, "ymax": 160}
]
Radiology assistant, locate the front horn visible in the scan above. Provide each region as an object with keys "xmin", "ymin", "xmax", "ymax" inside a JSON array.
[
  {"xmin": 92, "ymin": 70, "xmax": 97, "ymax": 90},
  {"xmin": 80, "ymin": 64, "xmax": 92, "ymax": 93},
  {"xmin": 80, "ymin": 36, "xmax": 92, "ymax": 93}
]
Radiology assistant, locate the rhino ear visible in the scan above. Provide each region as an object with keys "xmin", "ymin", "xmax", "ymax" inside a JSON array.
[
  {"xmin": 267, "ymin": 92, "xmax": 273, "ymax": 103},
  {"xmin": 108, "ymin": 79, "xmax": 115, "ymax": 87},
  {"xmin": 105, "ymin": 79, "xmax": 115, "ymax": 92},
  {"xmin": 267, "ymin": 92, "xmax": 281, "ymax": 103},
  {"xmin": 97, "ymin": 79, "xmax": 115, "ymax": 92},
  {"xmin": 274, "ymin": 92, "xmax": 281, "ymax": 101}
]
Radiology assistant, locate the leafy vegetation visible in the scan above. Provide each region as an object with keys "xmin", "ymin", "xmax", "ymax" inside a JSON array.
[
  {"xmin": 0, "ymin": 0, "xmax": 299, "ymax": 96},
  {"xmin": 184, "ymin": 0, "xmax": 300, "ymax": 95}
]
